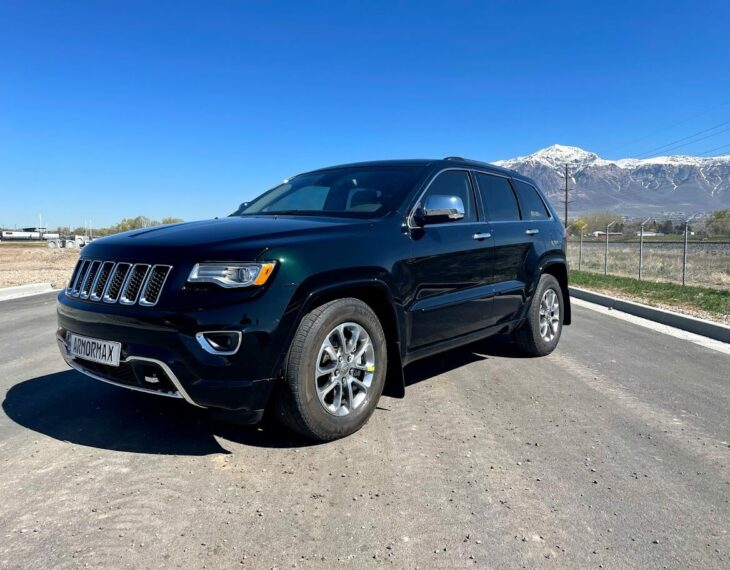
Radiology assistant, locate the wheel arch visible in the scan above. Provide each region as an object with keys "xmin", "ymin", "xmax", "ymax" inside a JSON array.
[
  {"xmin": 289, "ymin": 279, "xmax": 406, "ymax": 399},
  {"xmin": 540, "ymin": 259, "xmax": 571, "ymax": 325}
]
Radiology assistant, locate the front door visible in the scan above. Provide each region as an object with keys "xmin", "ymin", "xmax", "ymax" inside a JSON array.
[{"xmin": 406, "ymin": 169, "xmax": 495, "ymax": 349}]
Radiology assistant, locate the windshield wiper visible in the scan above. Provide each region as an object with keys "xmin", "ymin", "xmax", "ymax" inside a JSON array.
[{"xmin": 238, "ymin": 210, "xmax": 326, "ymax": 217}]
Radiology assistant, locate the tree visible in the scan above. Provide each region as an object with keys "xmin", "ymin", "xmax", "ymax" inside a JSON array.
[
  {"xmin": 707, "ymin": 209, "xmax": 730, "ymax": 237},
  {"xmin": 572, "ymin": 212, "xmax": 622, "ymax": 234},
  {"xmin": 657, "ymin": 220, "xmax": 674, "ymax": 235},
  {"xmin": 160, "ymin": 217, "xmax": 184, "ymax": 225}
]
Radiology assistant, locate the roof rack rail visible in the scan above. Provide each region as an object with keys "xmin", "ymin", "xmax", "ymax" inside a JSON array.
[{"xmin": 443, "ymin": 156, "xmax": 466, "ymax": 161}]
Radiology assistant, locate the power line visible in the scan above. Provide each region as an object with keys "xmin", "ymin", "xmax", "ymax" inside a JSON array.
[
  {"xmin": 608, "ymin": 98, "xmax": 730, "ymax": 155},
  {"xmin": 633, "ymin": 120, "xmax": 730, "ymax": 157},
  {"xmin": 642, "ymin": 125, "xmax": 730, "ymax": 157},
  {"xmin": 698, "ymin": 141, "xmax": 730, "ymax": 156}
]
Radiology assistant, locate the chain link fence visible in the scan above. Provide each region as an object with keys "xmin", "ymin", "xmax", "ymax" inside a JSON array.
[{"xmin": 567, "ymin": 236, "xmax": 730, "ymax": 290}]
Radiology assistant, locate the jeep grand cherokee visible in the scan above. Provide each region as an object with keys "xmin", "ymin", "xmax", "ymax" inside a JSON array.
[{"xmin": 57, "ymin": 157, "xmax": 570, "ymax": 441}]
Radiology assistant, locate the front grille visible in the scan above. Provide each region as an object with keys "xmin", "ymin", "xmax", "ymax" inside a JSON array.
[{"xmin": 66, "ymin": 259, "xmax": 172, "ymax": 307}]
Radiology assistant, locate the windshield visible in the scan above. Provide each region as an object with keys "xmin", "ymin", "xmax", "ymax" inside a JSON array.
[{"xmin": 232, "ymin": 165, "xmax": 425, "ymax": 218}]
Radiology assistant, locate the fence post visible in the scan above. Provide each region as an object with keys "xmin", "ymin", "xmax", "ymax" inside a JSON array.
[
  {"xmin": 638, "ymin": 218, "xmax": 652, "ymax": 281},
  {"xmin": 578, "ymin": 230, "xmax": 583, "ymax": 271},
  {"xmin": 639, "ymin": 224, "xmax": 644, "ymax": 280},
  {"xmin": 682, "ymin": 221, "xmax": 689, "ymax": 286},
  {"xmin": 604, "ymin": 221, "xmax": 616, "ymax": 276}
]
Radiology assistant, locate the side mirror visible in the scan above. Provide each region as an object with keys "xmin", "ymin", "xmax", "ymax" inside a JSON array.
[
  {"xmin": 232, "ymin": 202, "xmax": 249, "ymax": 216},
  {"xmin": 417, "ymin": 195, "xmax": 465, "ymax": 225}
]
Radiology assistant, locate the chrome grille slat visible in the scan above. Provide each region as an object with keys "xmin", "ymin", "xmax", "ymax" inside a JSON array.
[
  {"xmin": 103, "ymin": 263, "xmax": 132, "ymax": 303},
  {"xmin": 66, "ymin": 260, "xmax": 172, "ymax": 307},
  {"xmin": 67, "ymin": 260, "xmax": 84, "ymax": 294},
  {"xmin": 139, "ymin": 265, "xmax": 171, "ymax": 307},
  {"xmin": 90, "ymin": 261, "xmax": 115, "ymax": 301},
  {"xmin": 119, "ymin": 264, "xmax": 150, "ymax": 305},
  {"xmin": 79, "ymin": 261, "xmax": 101, "ymax": 299},
  {"xmin": 71, "ymin": 260, "xmax": 91, "ymax": 297}
]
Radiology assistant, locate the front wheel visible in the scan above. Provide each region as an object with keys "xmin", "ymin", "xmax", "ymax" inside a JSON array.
[
  {"xmin": 513, "ymin": 274, "xmax": 564, "ymax": 356},
  {"xmin": 275, "ymin": 298, "xmax": 387, "ymax": 441}
]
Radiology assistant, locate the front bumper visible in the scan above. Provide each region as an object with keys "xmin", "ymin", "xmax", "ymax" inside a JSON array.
[{"xmin": 56, "ymin": 292, "xmax": 279, "ymax": 413}]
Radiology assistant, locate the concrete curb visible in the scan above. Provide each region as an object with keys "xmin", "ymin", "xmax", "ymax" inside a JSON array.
[
  {"xmin": 0, "ymin": 283, "xmax": 59, "ymax": 302},
  {"xmin": 569, "ymin": 286, "xmax": 730, "ymax": 344}
]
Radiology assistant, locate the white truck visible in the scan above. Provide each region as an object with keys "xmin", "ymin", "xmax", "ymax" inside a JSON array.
[
  {"xmin": 1, "ymin": 228, "xmax": 60, "ymax": 241},
  {"xmin": 46, "ymin": 235, "xmax": 93, "ymax": 249}
]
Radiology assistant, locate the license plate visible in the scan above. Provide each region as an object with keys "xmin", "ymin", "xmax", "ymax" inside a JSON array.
[{"xmin": 68, "ymin": 333, "xmax": 121, "ymax": 367}]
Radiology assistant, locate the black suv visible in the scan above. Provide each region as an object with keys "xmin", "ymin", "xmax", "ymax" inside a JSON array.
[{"xmin": 57, "ymin": 158, "xmax": 570, "ymax": 441}]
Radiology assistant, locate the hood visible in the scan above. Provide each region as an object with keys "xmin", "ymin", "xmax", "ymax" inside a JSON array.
[{"xmin": 83, "ymin": 215, "xmax": 372, "ymax": 262}]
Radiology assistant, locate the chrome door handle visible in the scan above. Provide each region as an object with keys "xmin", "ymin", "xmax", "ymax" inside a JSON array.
[
  {"xmin": 525, "ymin": 229, "xmax": 540, "ymax": 236},
  {"xmin": 472, "ymin": 232, "xmax": 492, "ymax": 240}
]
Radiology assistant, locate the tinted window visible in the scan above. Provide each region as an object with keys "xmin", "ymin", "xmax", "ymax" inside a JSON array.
[
  {"xmin": 421, "ymin": 170, "xmax": 477, "ymax": 222},
  {"xmin": 234, "ymin": 166, "xmax": 425, "ymax": 218},
  {"xmin": 475, "ymin": 173, "xmax": 520, "ymax": 221},
  {"xmin": 513, "ymin": 180, "xmax": 549, "ymax": 220}
]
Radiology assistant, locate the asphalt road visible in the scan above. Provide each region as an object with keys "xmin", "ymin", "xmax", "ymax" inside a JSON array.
[{"xmin": 0, "ymin": 292, "xmax": 728, "ymax": 569}]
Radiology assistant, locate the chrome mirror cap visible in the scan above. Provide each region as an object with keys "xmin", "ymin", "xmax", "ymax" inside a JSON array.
[{"xmin": 421, "ymin": 195, "xmax": 465, "ymax": 223}]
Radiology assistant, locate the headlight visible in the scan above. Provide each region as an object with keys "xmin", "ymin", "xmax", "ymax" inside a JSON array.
[{"xmin": 187, "ymin": 262, "xmax": 276, "ymax": 288}]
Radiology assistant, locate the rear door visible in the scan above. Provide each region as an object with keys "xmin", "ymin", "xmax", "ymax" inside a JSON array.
[
  {"xmin": 406, "ymin": 169, "xmax": 495, "ymax": 349},
  {"xmin": 511, "ymin": 179, "xmax": 553, "ymax": 250},
  {"xmin": 473, "ymin": 171, "xmax": 536, "ymax": 324}
]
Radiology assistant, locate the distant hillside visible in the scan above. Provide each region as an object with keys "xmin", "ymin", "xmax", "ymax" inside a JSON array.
[{"xmin": 494, "ymin": 145, "xmax": 730, "ymax": 216}]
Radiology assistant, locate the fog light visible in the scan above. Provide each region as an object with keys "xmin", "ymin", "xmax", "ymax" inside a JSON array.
[{"xmin": 195, "ymin": 331, "xmax": 242, "ymax": 355}]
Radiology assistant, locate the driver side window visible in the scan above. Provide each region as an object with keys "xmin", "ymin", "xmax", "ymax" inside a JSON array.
[{"xmin": 421, "ymin": 170, "xmax": 477, "ymax": 222}]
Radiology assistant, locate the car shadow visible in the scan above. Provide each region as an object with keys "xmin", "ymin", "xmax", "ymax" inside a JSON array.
[
  {"xmin": 403, "ymin": 333, "xmax": 526, "ymax": 387},
  {"xmin": 2, "ymin": 370, "xmax": 313, "ymax": 455},
  {"xmin": 3, "ymin": 334, "xmax": 529, "ymax": 456}
]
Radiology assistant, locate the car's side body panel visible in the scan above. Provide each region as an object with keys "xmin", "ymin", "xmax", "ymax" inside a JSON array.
[{"xmin": 56, "ymin": 157, "xmax": 570, "ymax": 413}]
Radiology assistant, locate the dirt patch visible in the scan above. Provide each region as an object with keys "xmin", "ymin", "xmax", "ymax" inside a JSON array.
[{"xmin": 0, "ymin": 246, "xmax": 79, "ymax": 289}]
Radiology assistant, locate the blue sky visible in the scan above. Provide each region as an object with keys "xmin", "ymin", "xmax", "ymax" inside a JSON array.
[{"xmin": 2, "ymin": 0, "xmax": 729, "ymax": 227}]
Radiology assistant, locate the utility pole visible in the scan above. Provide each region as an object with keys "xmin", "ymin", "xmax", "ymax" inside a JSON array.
[{"xmin": 564, "ymin": 164, "xmax": 569, "ymax": 227}]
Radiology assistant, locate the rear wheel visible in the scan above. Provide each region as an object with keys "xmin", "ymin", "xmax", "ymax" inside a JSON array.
[
  {"xmin": 513, "ymin": 274, "xmax": 563, "ymax": 356},
  {"xmin": 275, "ymin": 298, "xmax": 387, "ymax": 441}
]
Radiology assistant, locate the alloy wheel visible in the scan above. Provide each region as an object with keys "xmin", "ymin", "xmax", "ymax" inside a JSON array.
[{"xmin": 314, "ymin": 322, "xmax": 375, "ymax": 416}]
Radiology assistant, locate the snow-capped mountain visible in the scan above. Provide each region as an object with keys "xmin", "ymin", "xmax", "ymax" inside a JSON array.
[{"xmin": 494, "ymin": 144, "xmax": 730, "ymax": 216}]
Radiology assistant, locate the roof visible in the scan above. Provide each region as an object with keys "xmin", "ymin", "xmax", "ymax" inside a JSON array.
[{"xmin": 304, "ymin": 157, "xmax": 521, "ymax": 179}]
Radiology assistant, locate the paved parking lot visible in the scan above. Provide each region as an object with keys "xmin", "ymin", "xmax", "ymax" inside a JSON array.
[{"xmin": 1, "ymin": 292, "xmax": 728, "ymax": 568}]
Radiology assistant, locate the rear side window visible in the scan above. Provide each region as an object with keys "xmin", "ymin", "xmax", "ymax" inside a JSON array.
[
  {"xmin": 421, "ymin": 170, "xmax": 477, "ymax": 222},
  {"xmin": 475, "ymin": 173, "xmax": 520, "ymax": 221},
  {"xmin": 512, "ymin": 180, "xmax": 549, "ymax": 220}
]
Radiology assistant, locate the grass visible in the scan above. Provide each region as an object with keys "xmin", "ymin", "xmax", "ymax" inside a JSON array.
[
  {"xmin": 0, "ymin": 241, "xmax": 48, "ymax": 248},
  {"xmin": 566, "ymin": 241, "xmax": 730, "ymax": 290},
  {"xmin": 576, "ymin": 236, "xmax": 730, "ymax": 243},
  {"xmin": 570, "ymin": 270, "xmax": 730, "ymax": 320}
]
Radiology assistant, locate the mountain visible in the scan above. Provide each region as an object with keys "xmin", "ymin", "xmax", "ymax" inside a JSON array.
[{"xmin": 493, "ymin": 144, "xmax": 730, "ymax": 217}]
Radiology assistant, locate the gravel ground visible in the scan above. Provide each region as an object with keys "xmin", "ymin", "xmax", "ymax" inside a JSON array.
[
  {"xmin": 0, "ymin": 246, "xmax": 78, "ymax": 289},
  {"xmin": 0, "ymin": 293, "xmax": 728, "ymax": 568}
]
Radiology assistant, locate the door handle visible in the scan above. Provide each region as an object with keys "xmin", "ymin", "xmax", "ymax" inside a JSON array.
[
  {"xmin": 525, "ymin": 229, "xmax": 540, "ymax": 236},
  {"xmin": 472, "ymin": 232, "xmax": 492, "ymax": 240}
]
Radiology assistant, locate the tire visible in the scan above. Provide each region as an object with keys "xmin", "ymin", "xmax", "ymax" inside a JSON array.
[
  {"xmin": 275, "ymin": 298, "xmax": 388, "ymax": 441},
  {"xmin": 513, "ymin": 274, "xmax": 564, "ymax": 357}
]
